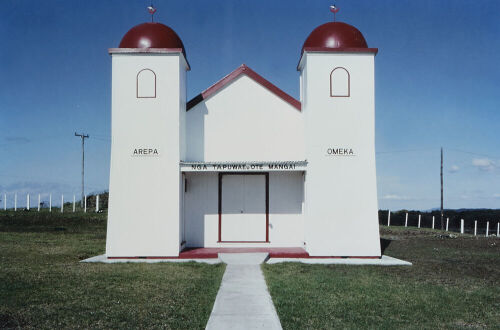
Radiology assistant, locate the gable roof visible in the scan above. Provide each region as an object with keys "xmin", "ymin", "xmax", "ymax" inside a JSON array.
[{"xmin": 186, "ymin": 64, "xmax": 301, "ymax": 111}]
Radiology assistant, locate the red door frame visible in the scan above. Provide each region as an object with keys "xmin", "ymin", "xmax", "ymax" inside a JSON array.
[{"xmin": 218, "ymin": 172, "xmax": 270, "ymax": 243}]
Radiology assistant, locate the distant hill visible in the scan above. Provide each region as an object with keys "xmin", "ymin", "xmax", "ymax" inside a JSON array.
[{"xmin": 424, "ymin": 207, "xmax": 494, "ymax": 212}]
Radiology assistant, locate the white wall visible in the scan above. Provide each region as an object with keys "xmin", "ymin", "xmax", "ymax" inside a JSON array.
[
  {"xmin": 302, "ymin": 52, "xmax": 381, "ymax": 257},
  {"xmin": 183, "ymin": 172, "xmax": 304, "ymax": 247},
  {"xmin": 105, "ymin": 49, "xmax": 380, "ymax": 256},
  {"xmin": 268, "ymin": 172, "xmax": 305, "ymax": 246},
  {"xmin": 179, "ymin": 60, "xmax": 187, "ymax": 247},
  {"xmin": 183, "ymin": 172, "xmax": 218, "ymax": 247},
  {"xmin": 106, "ymin": 52, "xmax": 187, "ymax": 257},
  {"xmin": 186, "ymin": 75, "xmax": 305, "ymax": 162}
]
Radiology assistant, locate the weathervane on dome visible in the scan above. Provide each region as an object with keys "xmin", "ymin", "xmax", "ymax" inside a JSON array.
[
  {"xmin": 147, "ymin": 4, "xmax": 157, "ymax": 22},
  {"xmin": 330, "ymin": 4, "xmax": 340, "ymax": 22}
]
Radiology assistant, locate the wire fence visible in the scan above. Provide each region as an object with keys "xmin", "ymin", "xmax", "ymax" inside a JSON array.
[
  {"xmin": 379, "ymin": 210, "xmax": 500, "ymax": 237},
  {"xmin": 1, "ymin": 194, "xmax": 499, "ymax": 237},
  {"xmin": 0, "ymin": 192, "xmax": 108, "ymax": 213}
]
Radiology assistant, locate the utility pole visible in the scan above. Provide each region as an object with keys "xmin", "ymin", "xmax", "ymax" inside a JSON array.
[
  {"xmin": 440, "ymin": 147, "xmax": 444, "ymax": 230},
  {"xmin": 75, "ymin": 132, "xmax": 89, "ymax": 207}
]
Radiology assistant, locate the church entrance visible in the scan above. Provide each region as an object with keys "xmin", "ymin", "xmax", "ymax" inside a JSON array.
[{"xmin": 218, "ymin": 173, "xmax": 269, "ymax": 243}]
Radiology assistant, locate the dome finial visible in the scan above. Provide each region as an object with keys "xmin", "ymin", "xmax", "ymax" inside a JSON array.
[
  {"xmin": 330, "ymin": 4, "xmax": 340, "ymax": 22},
  {"xmin": 147, "ymin": 4, "xmax": 157, "ymax": 23}
]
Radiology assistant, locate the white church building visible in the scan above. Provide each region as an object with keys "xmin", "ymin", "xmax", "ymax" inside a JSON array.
[{"xmin": 105, "ymin": 15, "xmax": 381, "ymax": 258}]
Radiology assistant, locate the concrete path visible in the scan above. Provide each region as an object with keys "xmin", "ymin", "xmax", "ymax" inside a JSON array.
[
  {"xmin": 205, "ymin": 253, "xmax": 282, "ymax": 330},
  {"xmin": 80, "ymin": 254, "xmax": 221, "ymax": 264},
  {"xmin": 81, "ymin": 254, "xmax": 410, "ymax": 266},
  {"xmin": 267, "ymin": 255, "xmax": 412, "ymax": 266}
]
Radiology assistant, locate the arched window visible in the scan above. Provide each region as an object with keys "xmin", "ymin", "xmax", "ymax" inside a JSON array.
[
  {"xmin": 330, "ymin": 67, "xmax": 350, "ymax": 97},
  {"xmin": 137, "ymin": 69, "xmax": 156, "ymax": 98}
]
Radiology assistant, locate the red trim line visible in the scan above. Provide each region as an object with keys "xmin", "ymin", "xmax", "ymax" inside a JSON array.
[
  {"xmin": 187, "ymin": 64, "xmax": 301, "ymax": 111},
  {"xmin": 107, "ymin": 255, "xmax": 382, "ymax": 260},
  {"xmin": 109, "ymin": 48, "xmax": 184, "ymax": 54},
  {"xmin": 218, "ymin": 173, "xmax": 222, "ymax": 242},
  {"xmin": 308, "ymin": 256, "xmax": 382, "ymax": 259},
  {"xmin": 217, "ymin": 241, "xmax": 270, "ymax": 243},
  {"xmin": 303, "ymin": 47, "xmax": 378, "ymax": 54},
  {"xmin": 108, "ymin": 48, "xmax": 191, "ymax": 70},
  {"xmin": 297, "ymin": 47, "xmax": 378, "ymax": 71},
  {"xmin": 265, "ymin": 173, "xmax": 269, "ymax": 242},
  {"xmin": 108, "ymin": 256, "xmax": 181, "ymax": 259}
]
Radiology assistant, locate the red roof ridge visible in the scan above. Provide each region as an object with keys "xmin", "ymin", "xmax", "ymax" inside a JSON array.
[{"xmin": 187, "ymin": 64, "xmax": 301, "ymax": 111}]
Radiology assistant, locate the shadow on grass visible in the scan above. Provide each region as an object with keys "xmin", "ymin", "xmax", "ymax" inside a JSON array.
[{"xmin": 380, "ymin": 238, "xmax": 391, "ymax": 254}]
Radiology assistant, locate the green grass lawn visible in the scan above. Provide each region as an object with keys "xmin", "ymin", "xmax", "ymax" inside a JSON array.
[
  {"xmin": 263, "ymin": 227, "xmax": 500, "ymax": 329},
  {"xmin": 0, "ymin": 211, "xmax": 225, "ymax": 329},
  {"xmin": 2, "ymin": 211, "xmax": 499, "ymax": 329}
]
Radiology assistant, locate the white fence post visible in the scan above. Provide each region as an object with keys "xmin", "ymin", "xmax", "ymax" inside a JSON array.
[
  {"xmin": 84, "ymin": 195, "xmax": 87, "ymax": 213},
  {"xmin": 432, "ymin": 216, "xmax": 435, "ymax": 229},
  {"xmin": 405, "ymin": 213, "xmax": 408, "ymax": 227},
  {"xmin": 3, "ymin": 194, "xmax": 6, "ymax": 211},
  {"xmin": 418, "ymin": 214, "xmax": 421, "ymax": 228},
  {"xmin": 38, "ymin": 194, "xmax": 41, "ymax": 212},
  {"xmin": 486, "ymin": 221, "xmax": 489, "ymax": 237},
  {"xmin": 73, "ymin": 195, "xmax": 76, "ymax": 213},
  {"xmin": 460, "ymin": 219, "xmax": 464, "ymax": 234},
  {"xmin": 96, "ymin": 194, "xmax": 99, "ymax": 213},
  {"xmin": 14, "ymin": 193, "xmax": 17, "ymax": 211},
  {"xmin": 49, "ymin": 194, "xmax": 52, "ymax": 212},
  {"xmin": 497, "ymin": 222, "xmax": 499, "ymax": 237},
  {"xmin": 387, "ymin": 211, "xmax": 391, "ymax": 226},
  {"xmin": 61, "ymin": 195, "xmax": 64, "ymax": 213},
  {"xmin": 474, "ymin": 220, "xmax": 477, "ymax": 236},
  {"xmin": 26, "ymin": 194, "xmax": 30, "ymax": 211},
  {"xmin": 446, "ymin": 218, "xmax": 449, "ymax": 232}
]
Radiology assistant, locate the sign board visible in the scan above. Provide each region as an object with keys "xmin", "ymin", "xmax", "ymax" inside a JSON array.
[{"xmin": 180, "ymin": 162, "xmax": 307, "ymax": 172}]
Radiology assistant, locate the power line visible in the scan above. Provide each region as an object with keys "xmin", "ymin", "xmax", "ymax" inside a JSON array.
[
  {"xmin": 376, "ymin": 147, "xmax": 500, "ymax": 159},
  {"xmin": 447, "ymin": 148, "xmax": 499, "ymax": 159},
  {"xmin": 441, "ymin": 147, "xmax": 444, "ymax": 229},
  {"xmin": 90, "ymin": 134, "xmax": 110, "ymax": 138},
  {"xmin": 0, "ymin": 135, "xmax": 62, "ymax": 147},
  {"xmin": 92, "ymin": 137, "xmax": 110, "ymax": 142},
  {"xmin": 74, "ymin": 132, "xmax": 89, "ymax": 207},
  {"xmin": 376, "ymin": 148, "xmax": 438, "ymax": 155}
]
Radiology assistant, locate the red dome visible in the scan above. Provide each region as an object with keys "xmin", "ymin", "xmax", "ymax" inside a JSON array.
[
  {"xmin": 302, "ymin": 22, "xmax": 368, "ymax": 51},
  {"xmin": 119, "ymin": 22, "xmax": 186, "ymax": 57}
]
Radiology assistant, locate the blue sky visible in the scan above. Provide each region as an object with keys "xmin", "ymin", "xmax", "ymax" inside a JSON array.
[{"xmin": 1, "ymin": 0, "xmax": 499, "ymax": 210}]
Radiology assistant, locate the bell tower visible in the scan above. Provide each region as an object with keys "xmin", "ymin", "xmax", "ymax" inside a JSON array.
[
  {"xmin": 106, "ymin": 18, "xmax": 189, "ymax": 257},
  {"xmin": 299, "ymin": 16, "xmax": 381, "ymax": 257}
]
